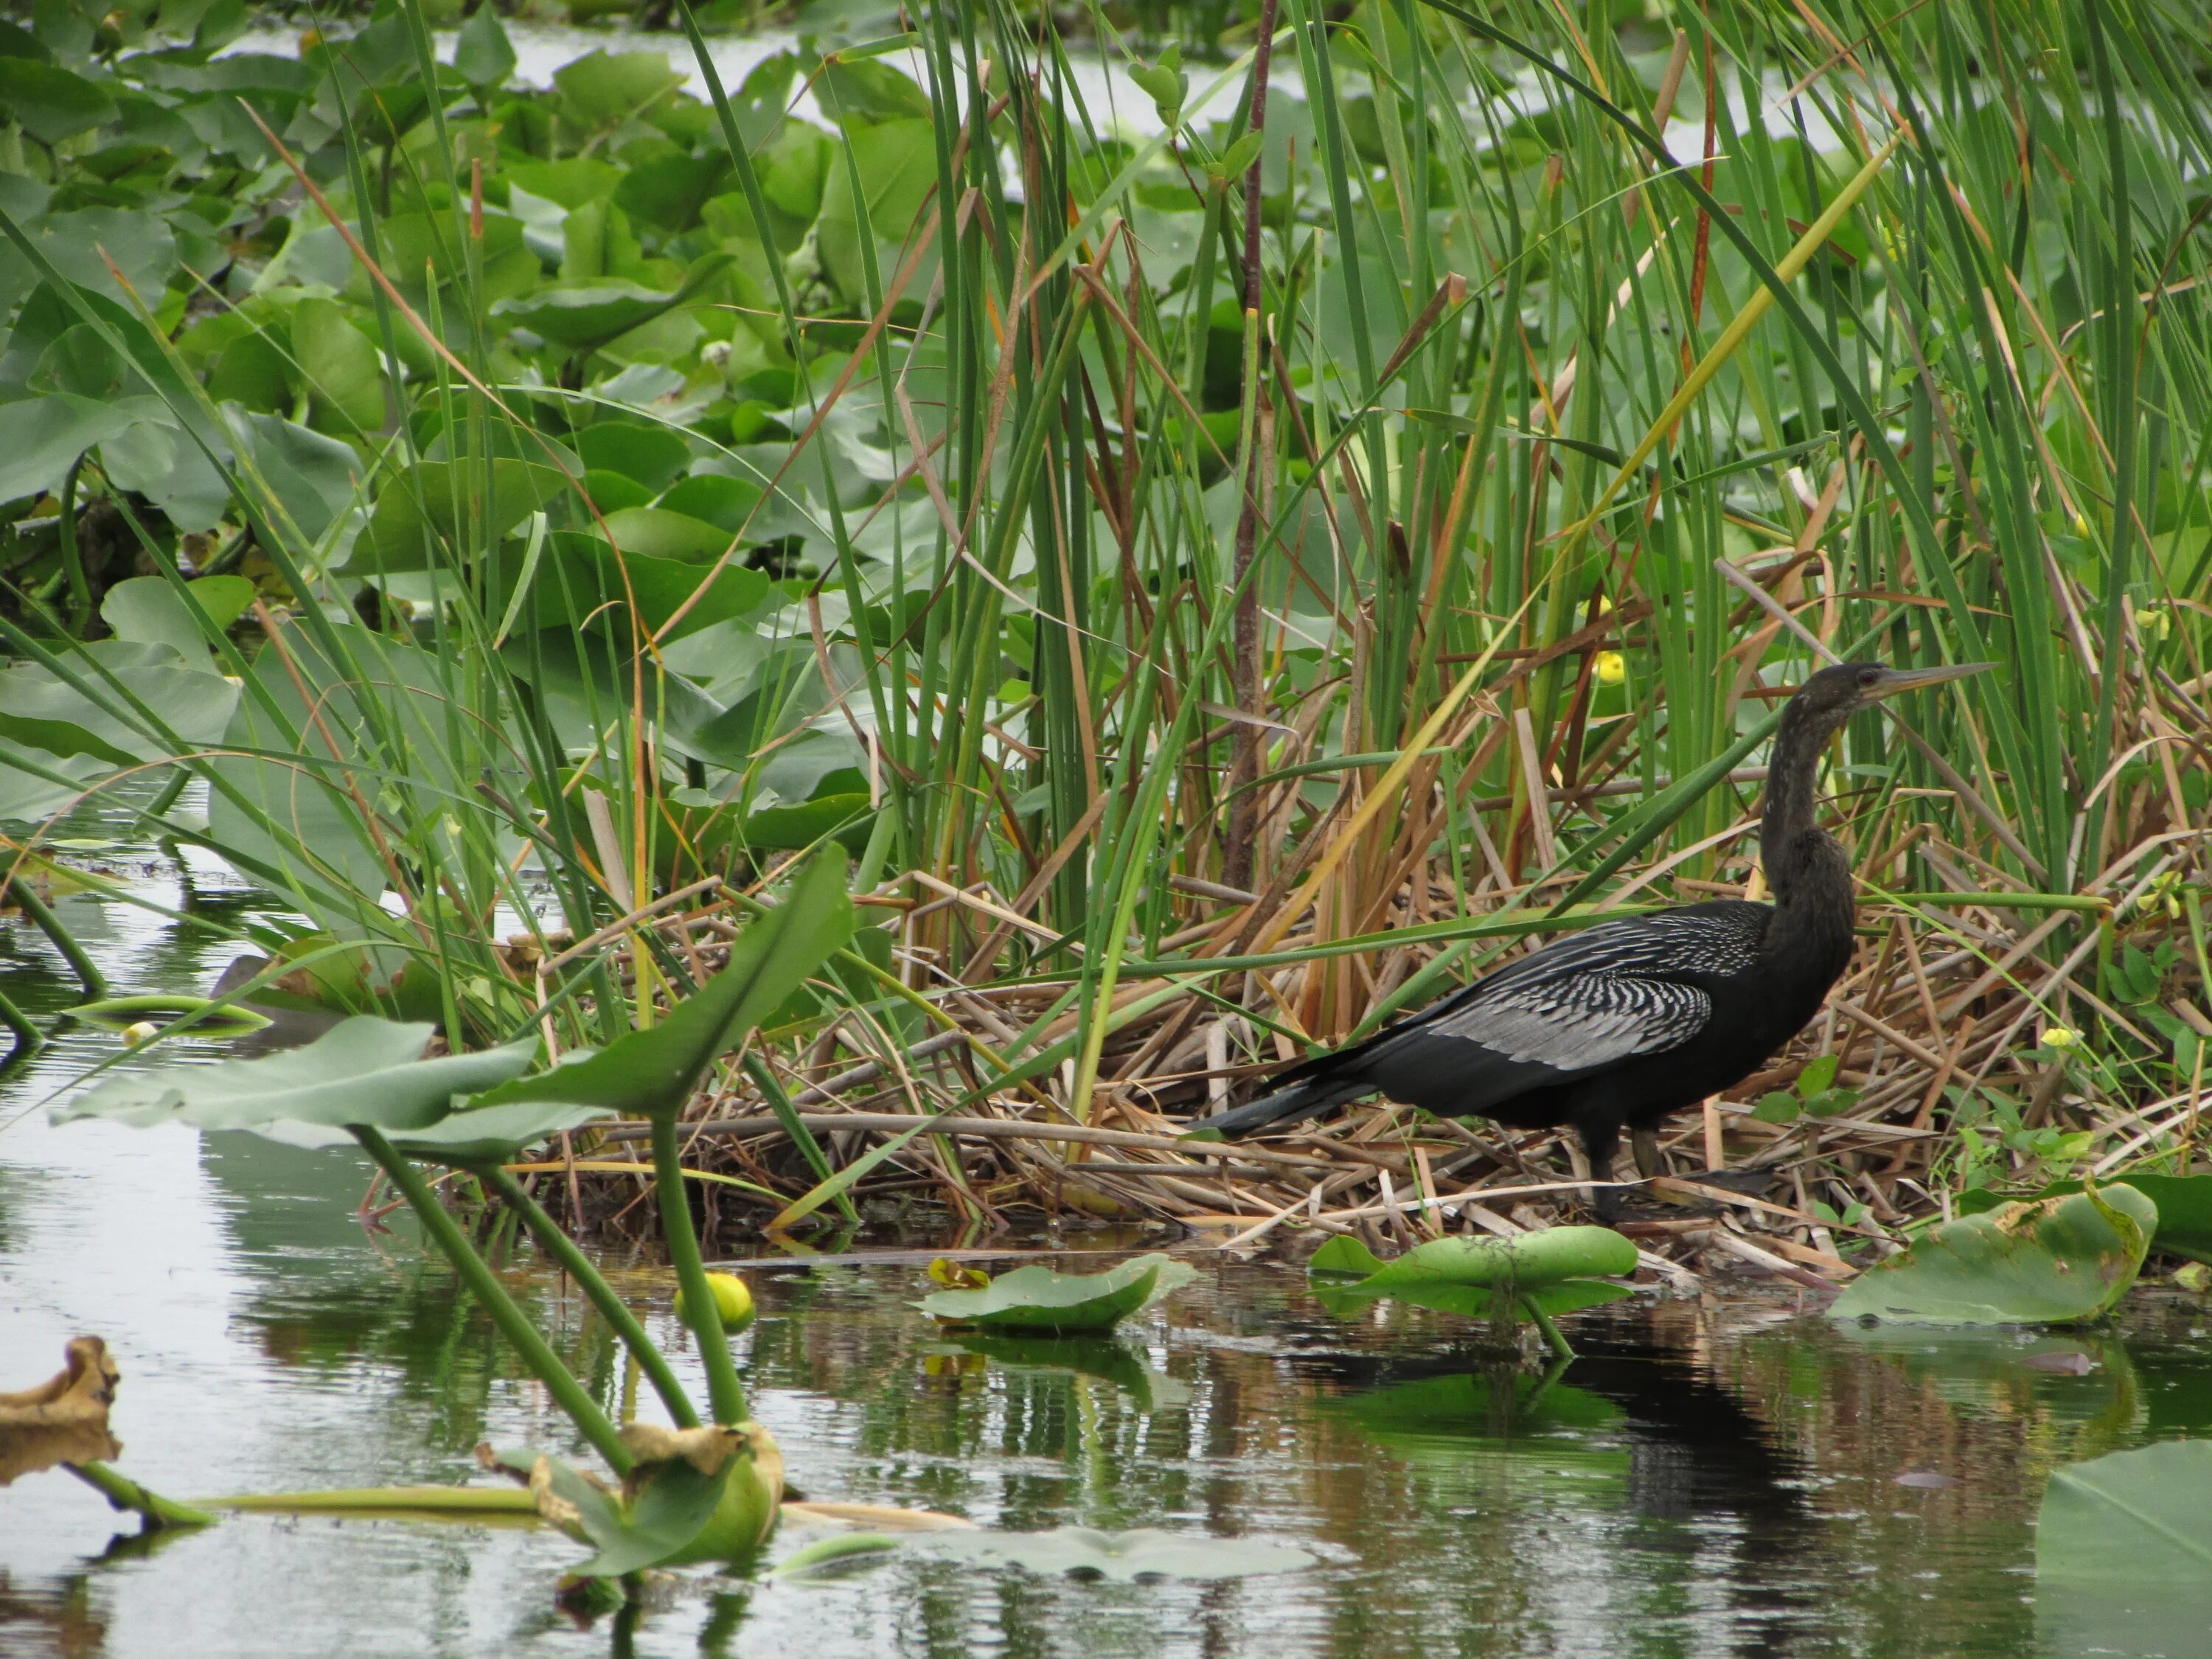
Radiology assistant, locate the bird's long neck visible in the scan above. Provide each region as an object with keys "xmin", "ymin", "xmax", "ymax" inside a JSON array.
[{"xmin": 1759, "ymin": 703, "xmax": 1857, "ymax": 976}]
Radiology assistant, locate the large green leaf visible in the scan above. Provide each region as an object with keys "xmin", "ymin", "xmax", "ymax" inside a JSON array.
[
  {"xmin": 0, "ymin": 207, "xmax": 177, "ymax": 315},
  {"xmin": 551, "ymin": 50, "xmax": 683, "ymax": 135},
  {"xmin": 52, "ymin": 1016, "xmax": 538, "ymax": 1135},
  {"xmin": 0, "ymin": 739, "xmax": 107, "ymax": 824},
  {"xmin": 2037, "ymin": 1441, "xmax": 2212, "ymax": 1586},
  {"xmin": 226, "ymin": 411, "xmax": 364, "ymax": 548},
  {"xmin": 0, "ymin": 59, "xmax": 116, "ymax": 145},
  {"xmin": 291, "ymin": 298, "xmax": 383, "ymax": 434},
  {"xmin": 451, "ymin": 2, "xmax": 516, "ymax": 88},
  {"xmin": 0, "ymin": 392, "xmax": 162, "ymax": 504},
  {"xmin": 358, "ymin": 459, "xmax": 568, "ymax": 574},
  {"xmin": 916, "ymin": 1253, "xmax": 1198, "ymax": 1332},
  {"xmin": 0, "ymin": 640, "xmax": 238, "ymax": 768},
  {"xmin": 1829, "ymin": 1186, "xmax": 2157, "ymax": 1326},
  {"xmin": 469, "ymin": 852, "xmax": 852, "ymax": 1121},
  {"xmin": 492, "ymin": 253, "xmax": 729, "ymax": 352},
  {"xmin": 1960, "ymin": 1173, "xmax": 2212, "ymax": 1266},
  {"xmin": 815, "ymin": 119, "xmax": 939, "ymax": 309},
  {"xmin": 99, "ymin": 575, "xmax": 251, "ymax": 669}
]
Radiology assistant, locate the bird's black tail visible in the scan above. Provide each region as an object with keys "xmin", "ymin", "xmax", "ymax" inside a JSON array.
[{"xmin": 1189, "ymin": 1074, "xmax": 1370, "ymax": 1138}]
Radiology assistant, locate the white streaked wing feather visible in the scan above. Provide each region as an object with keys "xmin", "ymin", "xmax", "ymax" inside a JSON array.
[{"xmin": 1430, "ymin": 975, "xmax": 1711, "ymax": 1069}]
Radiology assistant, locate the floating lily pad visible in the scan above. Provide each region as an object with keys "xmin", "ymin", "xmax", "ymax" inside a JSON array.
[
  {"xmin": 923, "ymin": 1526, "xmax": 1314, "ymax": 1582},
  {"xmin": 63, "ymin": 994, "xmax": 271, "ymax": 1037},
  {"xmin": 1309, "ymin": 1228, "xmax": 1638, "ymax": 1299},
  {"xmin": 2037, "ymin": 1439, "xmax": 2212, "ymax": 1579},
  {"xmin": 1961, "ymin": 1173, "xmax": 2212, "ymax": 1266},
  {"xmin": 917, "ymin": 1253, "xmax": 1197, "ymax": 1332},
  {"xmin": 1829, "ymin": 1186, "xmax": 2157, "ymax": 1326},
  {"xmin": 2036, "ymin": 1438, "xmax": 2212, "ymax": 1657}
]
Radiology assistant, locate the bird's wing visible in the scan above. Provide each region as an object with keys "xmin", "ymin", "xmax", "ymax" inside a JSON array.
[
  {"xmin": 1318, "ymin": 902, "xmax": 1770, "ymax": 1110},
  {"xmin": 1419, "ymin": 972, "xmax": 1714, "ymax": 1070}
]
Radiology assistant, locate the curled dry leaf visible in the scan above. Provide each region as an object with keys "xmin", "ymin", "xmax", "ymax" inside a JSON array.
[
  {"xmin": 0, "ymin": 1337, "xmax": 123, "ymax": 1486},
  {"xmin": 619, "ymin": 1423, "xmax": 740, "ymax": 1484}
]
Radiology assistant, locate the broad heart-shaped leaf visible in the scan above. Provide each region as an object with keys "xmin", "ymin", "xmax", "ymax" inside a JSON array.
[
  {"xmin": 52, "ymin": 1017, "xmax": 538, "ymax": 1135},
  {"xmin": 0, "ymin": 740, "xmax": 106, "ymax": 825},
  {"xmin": 2037, "ymin": 1441, "xmax": 2212, "ymax": 1582},
  {"xmin": 100, "ymin": 576, "xmax": 253, "ymax": 669},
  {"xmin": 0, "ymin": 59, "xmax": 116, "ymax": 146},
  {"xmin": 253, "ymin": 1097, "xmax": 616, "ymax": 1163},
  {"xmin": 917, "ymin": 1253, "xmax": 1199, "ymax": 1332},
  {"xmin": 358, "ymin": 459, "xmax": 568, "ymax": 574},
  {"xmin": 492, "ymin": 253, "xmax": 730, "ymax": 351},
  {"xmin": 0, "ymin": 392, "xmax": 164, "ymax": 504},
  {"xmin": 468, "ymin": 852, "xmax": 852, "ymax": 1121},
  {"xmin": 1829, "ymin": 1186, "xmax": 2157, "ymax": 1326},
  {"xmin": 1961, "ymin": 1173, "xmax": 2212, "ymax": 1266},
  {"xmin": 815, "ymin": 119, "xmax": 939, "ymax": 310},
  {"xmin": 923, "ymin": 1526, "xmax": 1313, "ymax": 1582},
  {"xmin": 0, "ymin": 640, "xmax": 240, "ymax": 768}
]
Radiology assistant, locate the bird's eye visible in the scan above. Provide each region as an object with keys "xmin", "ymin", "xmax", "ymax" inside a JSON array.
[{"xmin": 1857, "ymin": 669, "xmax": 1881, "ymax": 687}]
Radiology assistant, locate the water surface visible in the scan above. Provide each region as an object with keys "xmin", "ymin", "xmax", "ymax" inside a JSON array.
[{"xmin": 4, "ymin": 836, "xmax": 2211, "ymax": 1658}]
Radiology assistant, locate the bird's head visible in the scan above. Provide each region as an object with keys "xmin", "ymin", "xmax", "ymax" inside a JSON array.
[{"xmin": 1785, "ymin": 658, "xmax": 1994, "ymax": 737}]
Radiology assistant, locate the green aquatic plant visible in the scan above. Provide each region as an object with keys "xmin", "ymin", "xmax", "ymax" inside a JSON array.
[
  {"xmin": 1829, "ymin": 1185, "xmax": 2159, "ymax": 1326},
  {"xmin": 915, "ymin": 1252, "xmax": 1199, "ymax": 1333},
  {"xmin": 1957, "ymin": 1172, "xmax": 2212, "ymax": 1267},
  {"xmin": 52, "ymin": 852, "xmax": 852, "ymax": 1575},
  {"xmin": 1307, "ymin": 1228, "xmax": 1639, "ymax": 1357}
]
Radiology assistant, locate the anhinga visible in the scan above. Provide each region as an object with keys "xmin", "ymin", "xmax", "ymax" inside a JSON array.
[{"xmin": 1195, "ymin": 661, "xmax": 1992, "ymax": 1220}]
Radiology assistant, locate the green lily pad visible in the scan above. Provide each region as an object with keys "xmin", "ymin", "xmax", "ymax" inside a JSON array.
[
  {"xmin": 52, "ymin": 1016, "xmax": 539, "ymax": 1136},
  {"xmin": 924, "ymin": 1526, "xmax": 1313, "ymax": 1582},
  {"xmin": 1961, "ymin": 1173, "xmax": 2212, "ymax": 1266},
  {"xmin": 2038, "ymin": 1439, "xmax": 2212, "ymax": 1580},
  {"xmin": 917, "ymin": 1252, "xmax": 1197, "ymax": 1332},
  {"xmin": 64, "ymin": 994, "xmax": 271, "ymax": 1036},
  {"xmin": 1309, "ymin": 1227, "xmax": 1639, "ymax": 1295},
  {"xmin": 1829, "ymin": 1186, "xmax": 2157, "ymax": 1326}
]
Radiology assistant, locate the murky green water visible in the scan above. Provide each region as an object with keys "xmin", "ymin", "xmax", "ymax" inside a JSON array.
[{"xmin": 5, "ymin": 821, "xmax": 2212, "ymax": 1657}]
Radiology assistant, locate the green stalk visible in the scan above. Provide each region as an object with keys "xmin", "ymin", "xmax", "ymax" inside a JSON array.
[
  {"xmin": 68, "ymin": 1462, "xmax": 215, "ymax": 1528},
  {"xmin": 1520, "ymin": 1296, "xmax": 1574, "ymax": 1361},
  {"xmin": 650, "ymin": 1113, "xmax": 745, "ymax": 1427},
  {"xmin": 6, "ymin": 877, "xmax": 106, "ymax": 999},
  {"xmin": 0, "ymin": 984, "xmax": 41, "ymax": 1061},
  {"xmin": 355, "ymin": 1128, "xmax": 631, "ymax": 1474},
  {"xmin": 476, "ymin": 1163, "xmax": 700, "ymax": 1430}
]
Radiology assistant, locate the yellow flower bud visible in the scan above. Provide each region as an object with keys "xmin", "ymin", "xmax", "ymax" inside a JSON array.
[
  {"xmin": 1594, "ymin": 651, "xmax": 1627, "ymax": 686},
  {"xmin": 2042, "ymin": 1025, "xmax": 2081, "ymax": 1050}
]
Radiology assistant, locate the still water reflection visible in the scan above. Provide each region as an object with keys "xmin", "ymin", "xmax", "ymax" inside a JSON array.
[{"xmin": 5, "ymin": 858, "xmax": 2212, "ymax": 1657}]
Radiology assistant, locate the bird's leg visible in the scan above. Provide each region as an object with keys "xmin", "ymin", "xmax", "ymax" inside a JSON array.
[
  {"xmin": 1631, "ymin": 1127, "xmax": 1663, "ymax": 1180},
  {"xmin": 1578, "ymin": 1118, "xmax": 1624, "ymax": 1225}
]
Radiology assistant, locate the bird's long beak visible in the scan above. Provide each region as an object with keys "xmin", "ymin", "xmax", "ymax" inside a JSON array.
[{"xmin": 1867, "ymin": 661, "xmax": 1995, "ymax": 699}]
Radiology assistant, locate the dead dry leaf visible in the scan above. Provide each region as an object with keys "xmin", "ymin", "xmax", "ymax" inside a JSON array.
[{"xmin": 0, "ymin": 1338, "xmax": 123, "ymax": 1486}]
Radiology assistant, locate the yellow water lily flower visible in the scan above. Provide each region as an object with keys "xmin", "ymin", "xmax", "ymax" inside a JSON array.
[{"xmin": 1594, "ymin": 651, "xmax": 1627, "ymax": 686}]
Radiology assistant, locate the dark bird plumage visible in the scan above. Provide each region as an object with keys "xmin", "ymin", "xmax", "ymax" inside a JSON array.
[{"xmin": 1193, "ymin": 658, "xmax": 1993, "ymax": 1220}]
